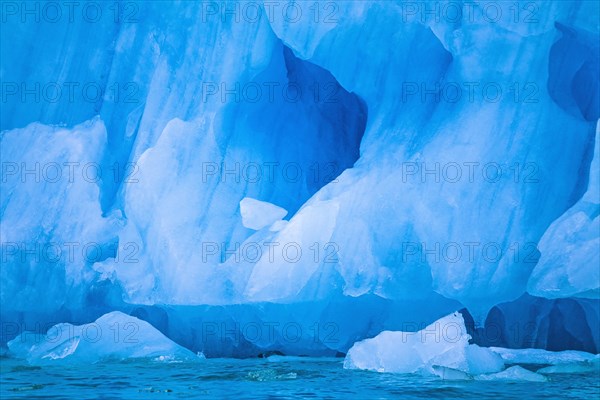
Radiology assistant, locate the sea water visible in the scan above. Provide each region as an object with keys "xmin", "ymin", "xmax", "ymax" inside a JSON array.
[{"xmin": 1, "ymin": 356, "xmax": 599, "ymax": 399}]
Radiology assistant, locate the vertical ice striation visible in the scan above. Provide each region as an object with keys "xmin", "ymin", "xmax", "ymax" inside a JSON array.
[{"xmin": 1, "ymin": 119, "xmax": 116, "ymax": 312}]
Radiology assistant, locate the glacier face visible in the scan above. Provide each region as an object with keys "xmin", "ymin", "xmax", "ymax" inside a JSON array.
[{"xmin": 1, "ymin": 0, "xmax": 599, "ymax": 357}]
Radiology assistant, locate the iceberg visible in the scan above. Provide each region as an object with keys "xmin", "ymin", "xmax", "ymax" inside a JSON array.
[
  {"xmin": 7, "ymin": 312, "xmax": 197, "ymax": 365},
  {"xmin": 1, "ymin": 0, "xmax": 599, "ymax": 358},
  {"xmin": 343, "ymin": 312, "xmax": 504, "ymax": 375},
  {"xmin": 343, "ymin": 311, "xmax": 600, "ymax": 381}
]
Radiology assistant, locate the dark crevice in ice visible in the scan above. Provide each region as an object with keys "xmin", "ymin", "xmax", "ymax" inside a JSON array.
[
  {"xmin": 463, "ymin": 294, "xmax": 599, "ymax": 353},
  {"xmin": 548, "ymin": 23, "xmax": 600, "ymax": 122}
]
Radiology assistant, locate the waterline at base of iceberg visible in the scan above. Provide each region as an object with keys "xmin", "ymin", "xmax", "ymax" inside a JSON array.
[
  {"xmin": 4, "ymin": 310, "xmax": 598, "ymax": 398},
  {"xmin": 2, "ymin": 356, "xmax": 599, "ymax": 400}
]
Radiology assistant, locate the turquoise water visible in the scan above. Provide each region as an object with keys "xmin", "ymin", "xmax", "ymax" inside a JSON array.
[{"xmin": 1, "ymin": 356, "xmax": 599, "ymax": 399}]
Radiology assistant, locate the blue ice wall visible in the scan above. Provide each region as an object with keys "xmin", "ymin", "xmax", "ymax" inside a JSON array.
[{"xmin": 1, "ymin": 1, "xmax": 599, "ymax": 355}]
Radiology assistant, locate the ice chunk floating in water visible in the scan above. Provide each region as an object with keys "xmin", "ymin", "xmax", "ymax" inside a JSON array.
[
  {"xmin": 7, "ymin": 312, "xmax": 198, "ymax": 365},
  {"xmin": 344, "ymin": 311, "xmax": 598, "ymax": 381},
  {"xmin": 343, "ymin": 312, "xmax": 504, "ymax": 375}
]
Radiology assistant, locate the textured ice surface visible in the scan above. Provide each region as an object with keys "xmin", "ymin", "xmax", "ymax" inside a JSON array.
[
  {"xmin": 264, "ymin": 0, "xmax": 600, "ymax": 321},
  {"xmin": 343, "ymin": 312, "xmax": 504, "ymax": 375},
  {"xmin": 7, "ymin": 312, "xmax": 197, "ymax": 364},
  {"xmin": 0, "ymin": 119, "xmax": 117, "ymax": 312},
  {"xmin": 528, "ymin": 123, "xmax": 600, "ymax": 299}
]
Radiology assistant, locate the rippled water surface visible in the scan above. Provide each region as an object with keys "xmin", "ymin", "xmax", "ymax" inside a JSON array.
[{"xmin": 1, "ymin": 356, "xmax": 599, "ymax": 399}]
